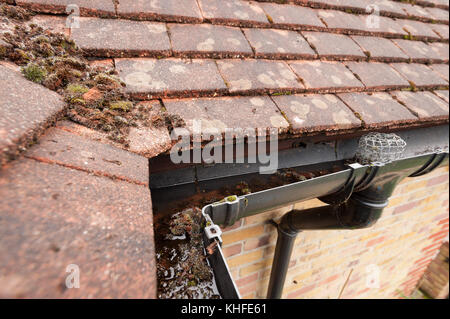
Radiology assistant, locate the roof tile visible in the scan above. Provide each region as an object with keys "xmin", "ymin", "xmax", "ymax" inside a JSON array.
[
  {"xmin": 169, "ymin": 24, "xmax": 253, "ymax": 58},
  {"xmin": 391, "ymin": 91, "xmax": 449, "ymax": 121},
  {"xmin": 163, "ymin": 96, "xmax": 289, "ymax": 136},
  {"xmin": 434, "ymin": 90, "xmax": 450, "ymax": 103},
  {"xmin": 430, "ymin": 64, "xmax": 450, "ymax": 82},
  {"xmin": 429, "ymin": 42, "xmax": 450, "ymax": 62},
  {"xmin": 259, "ymin": 2, "xmax": 326, "ymax": 30},
  {"xmin": 351, "ymin": 36, "xmax": 409, "ymax": 62},
  {"xmin": 198, "ymin": 0, "xmax": 269, "ymax": 27},
  {"xmin": 216, "ymin": 59, "xmax": 302, "ymax": 93},
  {"xmin": 424, "ymin": 7, "xmax": 449, "ymax": 23},
  {"xmin": 243, "ymin": 28, "xmax": 316, "ymax": 59},
  {"xmin": 16, "ymin": 0, "xmax": 116, "ymax": 17},
  {"xmin": 28, "ymin": 15, "xmax": 69, "ymax": 36},
  {"xmin": 310, "ymin": 0, "xmax": 373, "ymax": 12},
  {"xmin": 116, "ymin": 58, "xmax": 227, "ymax": 99},
  {"xmin": 272, "ymin": 93, "xmax": 361, "ymax": 133},
  {"xmin": 345, "ymin": 61, "xmax": 411, "ymax": 89},
  {"xmin": 401, "ymin": 19, "xmax": 441, "ymax": 39},
  {"xmin": 317, "ymin": 9, "xmax": 367, "ymax": 31},
  {"xmin": 0, "ymin": 158, "xmax": 156, "ymax": 298},
  {"xmin": 288, "ymin": 60, "xmax": 364, "ymax": 91},
  {"xmin": 392, "ymin": 38, "xmax": 444, "ymax": 63},
  {"xmin": 302, "ymin": 32, "xmax": 366, "ymax": 60},
  {"xmin": 391, "ymin": 63, "xmax": 449, "ymax": 88},
  {"xmin": 338, "ymin": 92, "xmax": 417, "ymax": 127},
  {"xmin": 0, "ymin": 64, "xmax": 66, "ymax": 166},
  {"xmin": 25, "ymin": 127, "xmax": 149, "ymax": 185},
  {"xmin": 71, "ymin": 18, "xmax": 171, "ymax": 58},
  {"xmin": 431, "ymin": 23, "xmax": 450, "ymax": 40},
  {"xmin": 117, "ymin": 0, "xmax": 202, "ymax": 23}
]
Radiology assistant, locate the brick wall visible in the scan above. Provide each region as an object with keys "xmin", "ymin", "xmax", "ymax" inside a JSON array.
[
  {"xmin": 221, "ymin": 165, "xmax": 449, "ymax": 299},
  {"xmin": 419, "ymin": 241, "xmax": 449, "ymax": 299}
]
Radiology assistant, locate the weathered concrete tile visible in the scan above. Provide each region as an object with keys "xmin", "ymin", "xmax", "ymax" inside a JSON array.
[
  {"xmin": 163, "ymin": 96, "xmax": 289, "ymax": 136},
  {"xmin": 0, "ymin": 64, "xmax": 65, "ymax": 167},
  {"xmin": 434, "ymin": 90, "xmax": 449, "ymax": 103},
  {"xmin": 127, "ymin": 101, "xmax": 173, "ymax": 158},
  {"xmin": 345, "ymin": 62, "xmax": 410, "ymax": 90},
  {"xmin": 56, "ymin": 116, "xmax": 172, "ymax": 159},
  {"xmin": 169, "ymin": 24, "xmax": 252, "ymax": 58},
  {"xmin": 424, "ymin": 7, "xmax": 449, "ymax": 23},
  {"xmin": 317, "ymin": 9, "xmax": 367, "ymax": 32},
  {"xmin": 429, "ymin": 64, "xmax": 449, "ymax": 82},
  {"xmin": 377, "ymin": 0, "xmax": 417, "ymax": 17},
  {"xmin": 243, "ymin": 28, "xmax": 316, "ymax": 59},
  {"xmin": 16, "ymin": 0, "xmax": 116, "ymax": 17},
  {"xmin": 116, "ymin": 58, "xmax": 227, "ymax": 99},
  {"xmin": 198, "ymin": 0, "xmax": 269, "ymax": 26},
  {"xmin": 216, "ymin": 59, "xmax": 302, "ymax": 94},
  {"xmin": 307, "ymin": 0, "xmax": 373, "ymax": 13},
  {"xmin": 351, "ymin": 36, "xmax": 409, "ymax": 62},
  {"xmin": 338, "ymin": 92, "xmax": 417, "ymax": 128},
  {"xmin": 392, "ymin": 39, "xmax": 444, "ymax": 63},
  {"xmin": 391, "ymin": 91, "xmax": 449, "ymax": 121},
  {"xmin": 28, "ymin": 15, "xmax": 69, "ymax": 36},
  {"xmin": 71, "ymin": 18, "xmax": 170, "ymax": 58},
  {"xmin": 391, "ymin": 63, "xmax": 449, "ymax": 88},
  {"xmin": 400, "ymin": 19, "xmax": 441, "ymax": 40},
  {"xmin": 272, "ymin": 93, "xmax": 361, "ymax": 133},
  {"xmin": 431, "ymin": 23, "xmax": 449, "ymax": 40},
  {"xmin": 25, "ymin": 127, "xmax": 149, "ymax": 185},
  {"xmin": 429, "ymin": 42, "xmax": 449, "ymax": 62},
  {"xmin": 303, "ymin": 32, "xmax": 366, "ymax": 60},
  {"xmin": 0, "ymin": 158, "xmax": 157, "ymax": 298},
  {"xmin": 259, "ymin": 2, "xmax": 326, "ymax": 30},
  {"xmin": 373, "ymin": 16, "xmax": 411, "ymax": 37},
  {"xmin": 401, "ymin": 3, "xmax": 435, "ymax": 20},
  {"xmin": 288, "ymin": 60, "xmax": 364, "ymax": 92},
  {"xmin": 117, "ymin": 0, "xmax": 202, "ymax": 23}
]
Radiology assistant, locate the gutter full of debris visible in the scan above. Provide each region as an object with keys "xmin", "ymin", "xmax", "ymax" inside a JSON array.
[{"xmin": 152, "ymin": 125, "xmax": 449, "ymax": 299}]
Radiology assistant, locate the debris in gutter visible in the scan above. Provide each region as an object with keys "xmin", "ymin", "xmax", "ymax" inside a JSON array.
[{"xmin": 155, "ymin": 207, "xmax": 221, "ymax": 299}]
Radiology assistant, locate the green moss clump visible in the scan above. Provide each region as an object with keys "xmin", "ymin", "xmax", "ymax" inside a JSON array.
[
  {"xmin": 109, "ymin": 101, "xmax": 133, "ymax": 112},
  {"xmin": 21, "ymin": 63, "xmax": 47, "ymax": 83},
  {"xmin": 66, "ymin": 83, "xmax": 89, "ymax": 94}
]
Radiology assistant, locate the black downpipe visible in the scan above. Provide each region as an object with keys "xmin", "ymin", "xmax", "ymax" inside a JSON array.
[{"xmin": 267, "ymin": 153, "xmax": 448, "ymax": 299}]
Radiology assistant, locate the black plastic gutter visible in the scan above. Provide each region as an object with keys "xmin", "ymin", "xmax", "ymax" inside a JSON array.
[{"xmin": 266, "ymin": 152, "xmax": 449, "ymax": 298}]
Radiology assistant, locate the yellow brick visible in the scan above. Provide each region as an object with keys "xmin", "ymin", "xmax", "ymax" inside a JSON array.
[
  {"xmin": 401, "ymin": 180, "xmax": 428, "ymax": 194},
  {"xmin": 227, "ymin": 250, "xmax": 264, "ymax": 269},
  {"xmin": 239, "ymin": 258, "xmax": 272, "ymax": 277},
  {"xmin": 292, "ymin": 270, "xmax": 314, "ymax": 283},
  {"xmin": 359, "ymin": 231, "xmax": 383, "ymax": 241},
  {"xmin": 222, "ymin": 224, "xmax": 265, "ymax": 245}
]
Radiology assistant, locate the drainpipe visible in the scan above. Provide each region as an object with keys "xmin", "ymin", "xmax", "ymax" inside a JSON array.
[{"xmin": 266, "ymin": 144, "xmax": 449, "ymax": 298}]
